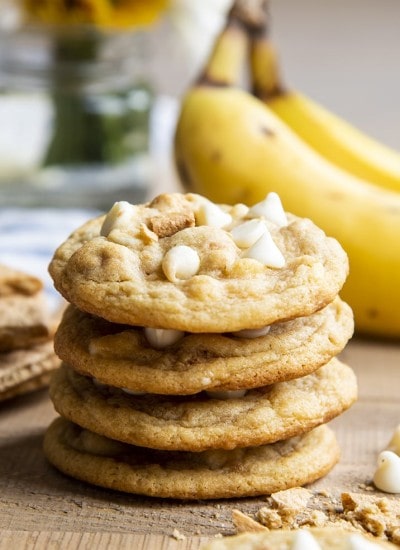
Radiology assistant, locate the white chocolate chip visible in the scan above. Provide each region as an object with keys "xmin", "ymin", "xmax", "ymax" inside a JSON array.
[
  {"xmin": 372, "ymin": 450, "xmax": 400, "ymax": 493},
  {"xmin": 244, "ymin": 230, "xmax": 285, "ymax": 268},
  {"xmin": 231, "ymin": 203, "xmax": 249, "ymax": 218},
  {"xmin": 290, "ymin": 529, "xmax": 322, "ymax": 550},
  {"xmin": 386, "ymin": 424, "xmax": 400, "ymax": 455},
  {"xmin": 93, "ymin": 378, "xmax": 146, "ymax": 395},
  {"xmin": 196, "ymin": 201, "xmax": 232, "ymax": 228},
  {"xmin": 233, "ymin": 326, "xmax": 271, "ymax": 338},
  {"xmin": 206, "ymin": 389, "xmax": 247, "ymax": 399},
  {"xmin": 162, "ymin": 245, "xmax": 200, "ymax": 282},
  {"xmin": 346, "ymin": 534, "xmax": 383, "ymax": 550},
  {"xmin": 121, "ymin": 388, "xmax": 147, "ymax": 396},
  {"xmin": 248, "ymin": 192, "xmax": 288, "ymax": 227},
  {"xmin": 100, "ymin": 201, "xmax": 134, "ymax": 237},
  {"xmin": 230, "ymin": 219, "xmax": 266, "ymax": 248},
  {"xmin": 144, "ymin": 327, "xmax": 185, "ymax": 349}
]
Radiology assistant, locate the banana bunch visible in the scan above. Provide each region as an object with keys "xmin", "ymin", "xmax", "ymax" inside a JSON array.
[
  {"xmin": 250, "ymin": 35, "xmax": 400, "ymax": 194},
  {"xmin": 174, "ymin": 0, "xmax": 400, "ymax": 339}
]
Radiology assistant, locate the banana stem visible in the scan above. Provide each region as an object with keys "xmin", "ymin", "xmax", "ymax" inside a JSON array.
[
  {"xmin": 197, "ymin": 19, "xmax": 249, "ymax": 87},
  {"xmin": 197, "ymin": 0, "xmax": 270, "ymax": 88},
  {"xmin": 244, "ymin": 0, "xmax": 286, "ymax": 100},
  {"xmin": 250, "ymin": 33, "xmax": 286, "ymax": 99}
]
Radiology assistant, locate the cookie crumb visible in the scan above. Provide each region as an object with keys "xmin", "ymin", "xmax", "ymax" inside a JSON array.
[
  {"xmin": 233, "ymin": 509, "xmax": 268, "ymax": 533},
  {"xmin": 234, "ymin": 488, "xmax": 400, "ymax": 544},
  {"xmin": 171, "ymin": 528, "xmax": 186, "ymax": 541},
  {"xmin": 139, "ymin": 223, "xmax": 158, "ymax": 244},
  {"xmin": 148, "ymin": 211, "xmax": 195, "ymax": 238}
]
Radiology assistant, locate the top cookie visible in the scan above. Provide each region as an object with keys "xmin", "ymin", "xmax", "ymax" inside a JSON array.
[{"xmin": 49, "ymin": 193, "xmax": 348, "ymax": 332}]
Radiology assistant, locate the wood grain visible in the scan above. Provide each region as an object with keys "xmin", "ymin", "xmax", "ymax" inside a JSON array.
[{"xmin": 0, "ymin": 338, "xmax": 399, "ymax": 549}]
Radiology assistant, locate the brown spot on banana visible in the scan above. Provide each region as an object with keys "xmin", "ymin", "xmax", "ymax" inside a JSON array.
[
  {"xmin": 366, "ymin": 308, "xmax": 379, "ymax": 319},
  {"xmin": 260, "ymin": 125, "xmax": 274, "ymax": 137},
  {"xmin": 210, "ymin": 151, "xmax": 222, "ymax": 163}
]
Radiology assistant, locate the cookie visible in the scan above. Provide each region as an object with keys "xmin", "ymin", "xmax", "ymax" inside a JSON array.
[
  {"xmin": 49, "ymin": 193, "xmax": 348, "ymax": 332},
  {"xmin": 0, "ymin": 372, "xmax": 53, "ymax": 402},
  {"xmin": 43, "ymin": 419, "xmax": 339, "ymax": 499},
  {"xmin": 54, "ymin": 297, "xmax": 353, "ymax": 395},
  {"xmin": 0, "ymin": 293, "xmax": 52, "ymax": 352},
  {"xmin": 49, "ymin": 358, "xmax": 357, "ymax": 451},
  {"xmin": 201, "ymin": 528, "xmax": 398, "ymax": 549},
  {"xmin": 0, "ymin": 264, "xmax": 43, "ymax": 297},
  {"xmin": 0, "ymin": 341, "xmax": 60, "ymax": 401},
  {"xmin": 0, "ymin": 263, "xmax": 51, "ymax": 351}
]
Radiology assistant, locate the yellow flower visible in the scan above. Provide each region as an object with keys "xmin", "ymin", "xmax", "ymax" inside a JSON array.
[{"xmin": 22, "ymin": 0, "xmax": 169, "ymax": 29}]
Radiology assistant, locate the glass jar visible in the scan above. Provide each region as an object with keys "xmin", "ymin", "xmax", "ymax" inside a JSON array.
[{"xmin": 0, "ymin": 23, "xmax": 154, "ymax": 210}]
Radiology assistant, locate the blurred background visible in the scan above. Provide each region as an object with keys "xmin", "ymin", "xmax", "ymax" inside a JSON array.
[
  {"xmin": 256, "ymin": 0, "xmax": 400, "ymax": 150},
  {"xmin": 0, "ymin": 0, "xmax": 399, "ymax": 209}
]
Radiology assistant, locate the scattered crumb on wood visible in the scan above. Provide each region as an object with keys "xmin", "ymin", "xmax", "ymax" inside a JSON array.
[{"xmin": 232, "ymin": 487, "xmax": 400, "ymax": 544}]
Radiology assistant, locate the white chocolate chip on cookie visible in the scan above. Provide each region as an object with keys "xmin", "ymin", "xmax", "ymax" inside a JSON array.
[
  {"xmin": 233, "ymin": 325, "xmax": 271, "ymax": 338},
  {"xmin": 244, "ymin": 230, "xmax": 286, "ymax": 268},
  {"xmin": 290, "ymin": 529, "xmax": 322, "ymax": 550},
  {"xmin": 100, "ymin": 201, "xmax": 135, "ymax": 237},
  {"xmin": 346, "ymin": 533, "xmax": 383, "ymax": 550},
  {"xmin": 162, "ymin": 245, "xmax": 200, "ymax": 282},
  {"xmin": 230, "ymin": 219, "xmax": 266, "ymax": 248},
  {"xmin": 121, "ymin": 388, "xmax": 147, "ymax": 396},
  {"xmin": 196, "ymin": 201, "xmax": 232, "ymax": 228},
  {"xmin": 248, "ymin": 192, "xmax": 288, "ymax": 227},
  {"xmin": 144, "ymin": 327, "xmax": 185, "ymax": 349}
]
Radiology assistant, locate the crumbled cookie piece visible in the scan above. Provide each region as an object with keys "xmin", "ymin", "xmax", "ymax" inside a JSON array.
[
  {"xmin": 232, "ymin": 509, "xmax": 267, "ymax": 533},
  {"xmin": 271, "ymin": 487, "xmax": 313, "ymax": 516},
  {"xmin": 341, "ymin": 492, "xmax": 400, "ymax": 542},
  {"xmin": 233, "ymin": 489, "xmax": 400, "ymax": 544},
  {"xmin": 171, "ymin": 528, "xmax": 186, "ymax": 541},
  {"xmin": 256, "ymin": 507, "xmax": 283, "ymax": 529}
]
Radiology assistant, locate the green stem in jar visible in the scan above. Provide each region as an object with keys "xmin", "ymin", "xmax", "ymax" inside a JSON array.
[{"xmin": 43, "ymin": 29, "xmax": 151, "ymax": 167}]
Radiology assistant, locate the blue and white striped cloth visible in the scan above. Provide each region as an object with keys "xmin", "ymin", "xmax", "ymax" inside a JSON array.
[{"xmin": 0, "ymin": 208, "xmax": 98, "ymax": 310}]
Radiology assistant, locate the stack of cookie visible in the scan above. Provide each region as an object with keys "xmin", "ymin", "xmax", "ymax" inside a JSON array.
[
  {"xmin": 44, "ymin": 192, "xmax": 356, "ymax": 499},
  {"xmin": 0, "ymin": 264, "xmax": 60, "ymax": 401}
]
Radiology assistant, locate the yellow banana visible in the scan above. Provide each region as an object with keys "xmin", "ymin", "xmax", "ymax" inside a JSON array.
[
  {"xmin": 250, "ymin": 28, "xmax": 400, "ymax": 193},
  {"xmin": 174, "ymin": 85, "xmax": 400, "ymax": 339}
]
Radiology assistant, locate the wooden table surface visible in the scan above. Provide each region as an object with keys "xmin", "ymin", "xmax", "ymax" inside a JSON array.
[{"xmin": 0, "ymin": 337, "xmax": 399, "ymax": 549}]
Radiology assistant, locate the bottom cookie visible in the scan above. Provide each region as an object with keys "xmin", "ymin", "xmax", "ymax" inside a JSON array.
[{"xmin": 43, "ymin": 419, "xmax": 339, "ymax": 500}]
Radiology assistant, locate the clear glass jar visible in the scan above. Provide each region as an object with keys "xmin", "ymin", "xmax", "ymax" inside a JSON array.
[{"xmin": 0, "ymin": 24, "xmax": 154, "ymax": 210}]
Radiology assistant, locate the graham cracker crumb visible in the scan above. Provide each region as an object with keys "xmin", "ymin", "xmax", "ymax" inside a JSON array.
[
  {"xmin": 233, "ymin": 509, "xmax": 268, "ymax": 533},
  {"xmin": 256, "ymin": 508, "xmax": 282, "ymax": 529},
  {"xmin": 233, "ymin": 488, "xmax": 400, "ymax": 544},
  {"xmin": 171, "ymin": 528, "xmax": 186, "ymax": 541},
  {"xmin": 148, "ymin": 211, "xmax": 195, "ymax": 238}
]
